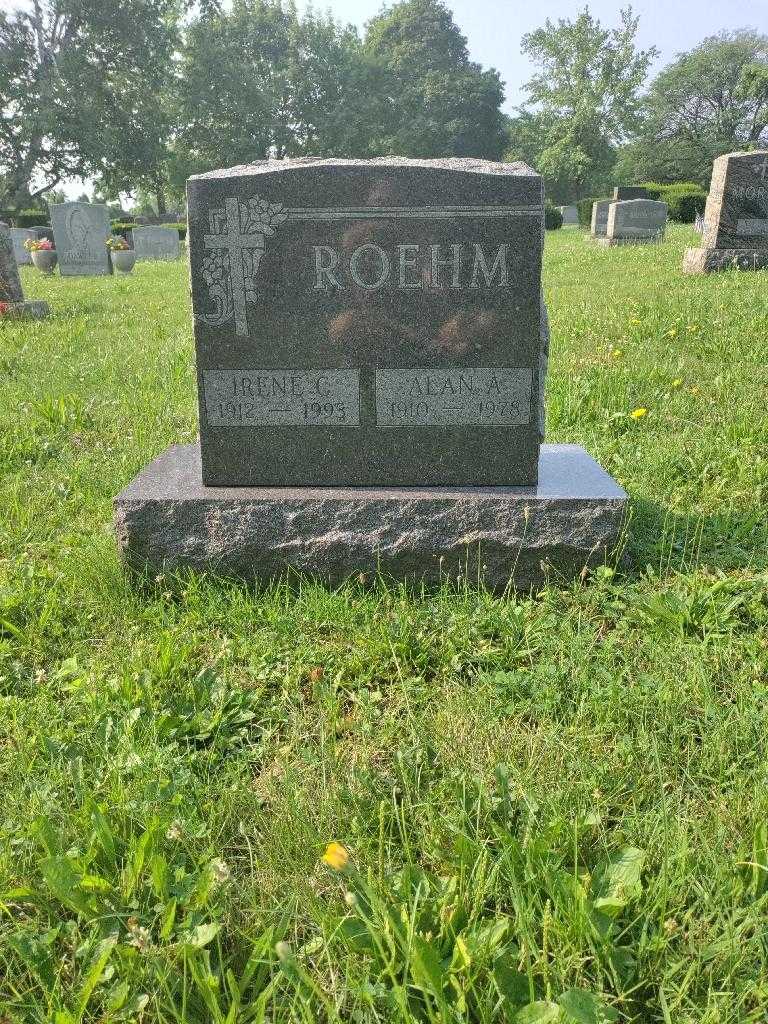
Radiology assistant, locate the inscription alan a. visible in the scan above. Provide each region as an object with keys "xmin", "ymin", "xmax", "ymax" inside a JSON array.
[{"xmin": 377, "ymin": 367, "xmax": 532, "ymax": 427}]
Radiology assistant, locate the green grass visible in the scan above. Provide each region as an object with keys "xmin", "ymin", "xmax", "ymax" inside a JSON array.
[{"xmin": 1, "ymin": 227, "xmax": 767, "ymax": 1022}]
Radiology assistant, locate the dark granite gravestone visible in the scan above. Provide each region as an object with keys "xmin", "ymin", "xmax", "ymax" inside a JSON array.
[
  {"xmin": 683, "ymin": 150, "xmax": 768, "ymax": 273},
  {"xmin": 187, "ymin": 157, "xmax": 548, "ymax": 488},
  {"xmin": 11, "ymin": 228, "xmax": 34, "ymax": 265},
  {"xmin": 115, "ymin": 157, "xmax": 627, "ymax": 589},
  {"xmin": 0, "ymin": 223, "xmax": 49, "ymax": 319},
  {"xmin": 132, "ymin": 225, "xmax": 181, "ymax": 261},
  {"xmin": 49, "ymin": 201, "xmax": 112, "ymax": 276},
  {"xmin": 598, "ymin": 199, "xmax": 667, "ymax": 246},
  {"xmin": 613, "ymin": 186, "xmax": 649, "ymax": 201},
  {"xmin": 590, "ymin": 200, "xmax": 610, "ymax": 238}
]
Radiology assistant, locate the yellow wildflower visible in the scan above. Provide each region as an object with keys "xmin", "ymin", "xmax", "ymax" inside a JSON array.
[
  {"xmin": 630, "ymin": 407, "xmax": 648, "ymax": 420},
  {"xmin": 671, "ymin": 378, "xmax": 683, "ymax": 389},
  {"xmin": 321, "ymin": 842, "xmax": 350, "ymax": 871},
  {"xmin": 690, "ymin": 386, "xmax": 700, "ymax": 396},
  {"xmin": 668, "ymin": 328, "xmax": 677, "ymax": 338},
  {"xmin": 610, "ymin": 348, "xmax": 623, "ymax": 359}
]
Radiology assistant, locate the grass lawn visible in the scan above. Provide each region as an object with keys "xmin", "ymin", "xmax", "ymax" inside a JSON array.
[{"xmin": 1, "ymin": 226, "xmax": 767, "ymax": 1022}]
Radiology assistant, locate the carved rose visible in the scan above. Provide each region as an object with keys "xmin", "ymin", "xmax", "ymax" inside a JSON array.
[{"xmin": 243, "ymin": 196, "xmax": 287, "ymax": 236}]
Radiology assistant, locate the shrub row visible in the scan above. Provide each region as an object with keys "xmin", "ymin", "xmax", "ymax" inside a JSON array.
[
  {"xmin": 0, "ymin": 209, "xmax": 50, "ymax": 227},
  {"xmin": 544, "ymin": 203, "xmax": 563, "ymax": 230},
  {"xmin": 111, "ymin": 220, "xmax": 187, "ymax": 241},
  {"xmin": 577, "ymin": 182, "xmax": 707, "ymax": 228},
  {"xmin": 637, "ymin": 182, "xmax": 707, "ymax": 223}
]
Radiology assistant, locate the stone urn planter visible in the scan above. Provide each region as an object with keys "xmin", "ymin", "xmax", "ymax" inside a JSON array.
[
  {"xmin": 111, "ymin": 249, "xmax": 137, "ymax": 274},
  {"xmin": 31, "ymin": 249, "xmax": 58, "ymax": 274}
]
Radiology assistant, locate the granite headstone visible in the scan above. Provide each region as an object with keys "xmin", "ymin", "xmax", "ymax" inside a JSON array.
[
  {"xmin": 187, "ymin": 157, "xmax": 548, "ymax": 488},
  {"xmin": 558, "ymin": 205, "xmax": 579, "ymax": 227},
  {"xmin": 133, "ymin": 225, "xmax": 181, "ymax": 261},
  {"xmin": 590, "ymin": 200, "xmax": 610, "ymax": 238},
  {"xmin": 598, "ymin": 199, "xmax": 667, "ymax": 246},
  {"xmin": 683, "ymin": 150, "xmax": 768, "ymax": 273},
  {"xmin": 613, "ymin": 186, "xmax": 649, "ymax": 201},
  {"xmin": 0, "ymin": 223, "xmax": 49, "ymax": 318},
  {"xmin": 49, "ymin": 201, "xmax": 112, "ymax": 276},
  {"xmin": 11, "ymin": 228, "xmax": 35, "ymax": 265},
  {"xmin": 115, "ymin": 157, "xmax": 627, "ymax": 589}
]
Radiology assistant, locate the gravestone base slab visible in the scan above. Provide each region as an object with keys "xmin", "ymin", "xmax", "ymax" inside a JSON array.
[
  {"xmin": 1, "ymin": 300, "xmax": 49, "ymax": 319},
  {"xmin": 115, "ymin": 442, "xmax": 628, "ymax": 590},
  {"xmin": 683, "ymin": 247, "xmax": 768, "ymax": 273},
  {"xmin": 596, "ymin": 235, "xmax": 663, "ymax": 247}
]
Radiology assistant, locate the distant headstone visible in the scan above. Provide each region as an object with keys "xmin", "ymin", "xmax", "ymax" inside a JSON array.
[
  {"xmin": 590, "ymin": 200, "xmax": 611, "ymax": 238},
  {"xmin": 613, "ymin": 186, "xmax": 649, "ymax": 201},
  {"xmin": 694, "ymin": 210, "xmax": 705, "ymax": 233},
  {"xmin": 11, "ymin": 228, "xmax": 35, "ymax": 265},
  {"xmin": 558, "ymin": 205, "xmax": 579, "ymax": 227},
  {"xmin": 28, "ymin": 225, "xmax": 54, "ymax": 242},
  {"xmin": 598, "ymin": 199, "xmax": 667, "ymax": 246},
  {"xmin": 115, "ymin": 157, "xmax": 626, "ymax": 589},
  {"xmin": 132, "ymin": 225, "xmax": 181, "ymax": 261},
  {"xmin": 50, "ymin": 202, "xmax": 112, "ymax": 276},
  {"xmin": 0, "ymin": 223, "xmax": 49, "ymax": 318},
  {"xmin": 683, "ymin": 150, "xmax": 768, "ymax": 273}
]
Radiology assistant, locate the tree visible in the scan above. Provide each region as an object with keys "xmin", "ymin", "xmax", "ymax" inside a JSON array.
[
  {"xmin": 0, "ymin": 0, "xmax": 180, "ymax": 210},
  {"xmin": 506, "ymin": 6, "xmax": 656, "ymax": 200},
  {"xmin": 175, "ymin": 0, "xmax": 375, "ymax": 170},
  {"xmin": 362, "ymin": 0, "xmax": 506, "ymax": 159},
  {"xmin": 622, "ymin": 31, "xmax": 768, "ymax": 185}
]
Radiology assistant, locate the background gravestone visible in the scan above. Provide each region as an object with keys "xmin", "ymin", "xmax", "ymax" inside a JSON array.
[
  {"xmin": 49, "ymin": 201, "xmax": 112, "ymax": 276},
  {"xmin": 187, "ymin": 157, "xmax": 548, "ymax": 488},
  {"xmin": 558, "ymin": 205, "xmax": 579, "ymax": 227},
  {"xmin": 683, "ymin": 150, "xmax": 768, "ymax": 273},
  {"xmin": 115, "ymin": 157, "xmax": 627, "ymax": 589},
  {"xmin": 598, "ymin": 199, "xmax": 667, "ymax": 246},
  {"xmin": 133, "ymin": 225, "xmax": 181, "ymax": 261},
  {"xmin": 0, "ymin": 223, "xmax": 49, "ymax": 318},
  {"xmin": 613, "ymin": 186, "xmax": 649, "ymax": 201},
  {"xmin": 11, "ymin": 228, "xmax": 35, "ymax": 265},
  {"xmin": 590, "ymin": 200, "xmax": 610, "ymax": 238}
]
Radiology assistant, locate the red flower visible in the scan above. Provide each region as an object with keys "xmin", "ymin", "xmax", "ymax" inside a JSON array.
[{"xmin": 0, "ymin": 301, "xmax": 10, "ymax": 315}]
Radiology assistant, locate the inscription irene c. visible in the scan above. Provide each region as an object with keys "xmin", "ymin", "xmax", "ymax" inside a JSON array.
[
  {"xmin": 376, "ymin": 367, "xmax": 532, "ymax": 427},
  {"xmin": 312, "ymin": 243, "xmax": 509, "ymax": 291},
  {"xmin": 203, "ymin": 368, "xmax": 360, "ymax": 426}
]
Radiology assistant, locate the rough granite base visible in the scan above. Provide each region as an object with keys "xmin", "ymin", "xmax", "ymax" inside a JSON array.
[
  {"xmin": 114, "ymin": 443, "xmax": 628, "ymax": 590},
  {"xmin": 683, "ymin": 248, "xmax": 768, "ymax": 273},
  {"xmin": 2, "ymin": 300, "xmax": 49, "ymax": 319},
  {"xmin": 596, "ymin": 235, "xmax": 664, "ymax": 247}
]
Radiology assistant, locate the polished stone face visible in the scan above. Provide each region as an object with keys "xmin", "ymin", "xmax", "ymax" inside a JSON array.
[
  {"xmin": 50, "ymin": 202, "xmax": 112, "ymax": 276},
  {"xmin": 607, "ymin": 199, "xmax": 667, "ymax": 240},
  {"xmin": 590, "ymin": 200, "xmax": 610, "ymax": 237},
  {"xmin": 613, "ymin": 186, "xmax": 649, "ymax": 201},
  {"xmin": 132, "ymin": 226, "xmax": 181, "ymax": 261},
  {"xmin": 702, "ymin": 150, "xmax": 768, "ymax": 250},
  {"xmin": 187, "ymin": 157, "xmax": 547, "ymax": 487}
]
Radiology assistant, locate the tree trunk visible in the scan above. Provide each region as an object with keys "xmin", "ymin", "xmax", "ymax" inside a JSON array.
[{"xmin": 155, "ymin": 183, "xmax": 167, "ymax": 216}]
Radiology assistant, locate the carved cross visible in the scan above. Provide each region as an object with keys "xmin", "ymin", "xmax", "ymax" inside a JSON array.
[{"xmin": 204, "ymin": 198, "xmax": 265, "ymax": 337}]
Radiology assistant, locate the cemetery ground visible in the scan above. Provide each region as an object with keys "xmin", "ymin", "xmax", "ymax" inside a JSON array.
[{"xmin": 1, "ymin": 225, "xmax": 767, "ymax": 1023}]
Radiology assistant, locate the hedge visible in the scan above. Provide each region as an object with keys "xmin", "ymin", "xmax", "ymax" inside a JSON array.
[
  {"xmin": 577, "ymin": 198, "xmax": 609, "ymax": 228},
  {"xmin": 0, "ymin": 209, "xmax": 50, "ymax": 227},
  {"xmin": 111, "ymin": 220, "xmax": 187, "ymax": 241},
  {"xmin": 637, "ymin": 182, "xmax": 707, "ymax": 223},
  {"xmin": 544, "ymin": 203, "xmax": 563, "ymax": 230}
]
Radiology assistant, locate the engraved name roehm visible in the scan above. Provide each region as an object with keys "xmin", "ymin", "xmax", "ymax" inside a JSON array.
[{"xmin": 198, "ymin": 193, "xmax": 538, "ymax": 337}]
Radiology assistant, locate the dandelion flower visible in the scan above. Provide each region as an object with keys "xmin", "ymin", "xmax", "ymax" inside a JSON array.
[
  {"xmin": 671, "ymin": 378, "xmax": 683, "ymax": 389},
  {"xmin": 321, "ymin": 842, "xmax": 350, "ymax": 871},
  {"xmin": 610, "ymin": 348, "xmax": 623, "ymax": 359},
  {"xmin": 630, "ymin": 407, "xmax": 648, "ymax": 420}
]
